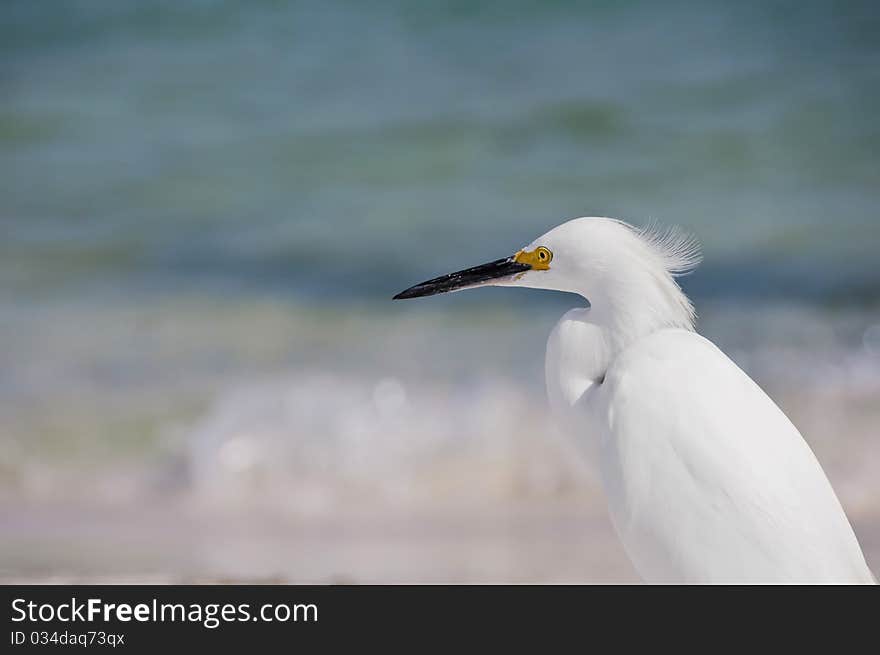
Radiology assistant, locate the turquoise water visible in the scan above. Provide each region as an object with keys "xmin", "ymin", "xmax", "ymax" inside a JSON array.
[
  {"xmin": 2, "ymin": 1, "xmax": 879, "ymax": 305},
  {"xmin": 1, "ymin": 1, "xmax": 879, "ymax": 524}
]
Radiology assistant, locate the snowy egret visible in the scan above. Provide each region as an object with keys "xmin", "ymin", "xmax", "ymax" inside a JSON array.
[{"xmin": 394, "ymin": 217, "xmax": 875, "ymax": 584}]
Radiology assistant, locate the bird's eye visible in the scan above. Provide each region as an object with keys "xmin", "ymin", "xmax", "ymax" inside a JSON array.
[{"xmin": 513, "ymin": 245, "xmax": 553, "ymax": 270}]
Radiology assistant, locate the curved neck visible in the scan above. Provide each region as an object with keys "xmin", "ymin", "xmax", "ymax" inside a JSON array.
[
  {"xmin": 545, "ymin": 270, "xmax": 695, "ymax": 416},
  {"xmin": 583, "ymin": 266, "xmax": 696, "ymax": 355}
]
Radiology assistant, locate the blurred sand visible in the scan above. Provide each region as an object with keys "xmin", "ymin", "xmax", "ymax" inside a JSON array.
[
  {"xmin": 2, "ymin": 381, "xmax": 877, "ymax": 584},
  {"xmin": 0, "ymin": 499, "xmax": 636, "ymax": 584}
]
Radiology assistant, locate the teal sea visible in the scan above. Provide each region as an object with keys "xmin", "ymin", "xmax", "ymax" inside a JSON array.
[{"xmin": 1, "ymin": 1, "xmax": 878, "ymax": 581}]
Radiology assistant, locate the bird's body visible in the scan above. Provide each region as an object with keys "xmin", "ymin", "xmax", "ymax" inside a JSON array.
[
  {"xmin": 396, "ymin": 216, "xmax": 874, "ymax": 583},
  {"xmin": 548, "ymin": 318, "xmax": 873, "ymax": 582}
]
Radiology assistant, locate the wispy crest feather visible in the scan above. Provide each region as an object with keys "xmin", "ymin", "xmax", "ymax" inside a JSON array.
[
  {"xmin": 599, "ymin": 217, "xmax": 702, "ymax": 333},
  {"xmin": 631, "ymin": 220, "xmax": 702, "ymax": 277}
]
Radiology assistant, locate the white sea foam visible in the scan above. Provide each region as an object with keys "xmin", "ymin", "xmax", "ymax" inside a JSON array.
[{"xmin": 185, "ymin": 371, "xmax": 593, "ymax": 515}]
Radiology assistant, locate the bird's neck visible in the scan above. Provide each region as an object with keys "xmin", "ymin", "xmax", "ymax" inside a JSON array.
[
  {"xmin": 546, "ymin": 271, "xmax": 695, "ymax": 412},
  {"xmin": 586, "ymin": 267, "xmax": 696, "ymax": 356}
]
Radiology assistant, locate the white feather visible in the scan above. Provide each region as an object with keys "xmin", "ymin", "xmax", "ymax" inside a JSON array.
[
  {"xmin": 630, "ymin": 220, "xmax": 703, "ymax": 277},
  {"xmin": 526, "ymin": 217, "xmax": 875, "ymax": 583}
]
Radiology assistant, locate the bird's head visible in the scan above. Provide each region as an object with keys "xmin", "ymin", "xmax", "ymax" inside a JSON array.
[{"xmin": 393, "ymin": 216, "xmax": 701, "ymax": 303}]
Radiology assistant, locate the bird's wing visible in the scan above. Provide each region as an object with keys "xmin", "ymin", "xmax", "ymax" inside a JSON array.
[{"xmin": 599, "ymin": 329, "xmax": 873, "ymax": 583}]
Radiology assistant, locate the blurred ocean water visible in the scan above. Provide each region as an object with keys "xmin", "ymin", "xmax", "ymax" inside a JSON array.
[
  {"xmin": 3, "ymin": 1, "xmax": 879, "ymax": 300},
  {"xmin": 1, "ymin": 1, "xmax": 879, "ymax": 581}
]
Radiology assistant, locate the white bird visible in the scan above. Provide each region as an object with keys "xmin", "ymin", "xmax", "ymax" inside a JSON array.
[{"xmin": 394, "ymin": 216, "xmax": 875, "ymax": 584}]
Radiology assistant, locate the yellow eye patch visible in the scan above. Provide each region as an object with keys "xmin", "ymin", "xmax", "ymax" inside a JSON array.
[{"xmin": 514, "ymin": 246, "xmax": 553, "ymax": 270}]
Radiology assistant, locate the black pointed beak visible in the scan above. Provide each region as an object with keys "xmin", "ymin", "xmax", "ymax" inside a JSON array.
[{"xmin": 393, "ymin": 256, "xmax": 531, "ymax": 300}]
